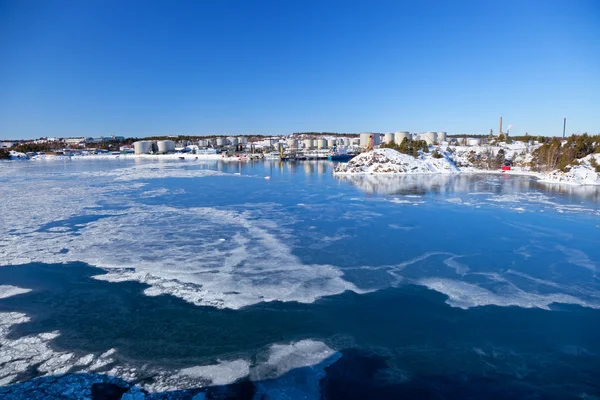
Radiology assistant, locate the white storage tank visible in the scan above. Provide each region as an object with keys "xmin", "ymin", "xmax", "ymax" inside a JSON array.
[
  {"xmin": 351, "ymin": 138, "xmax": 361, "ymax": 146},
  {"xmin": 227, "ymin": 136, "xmax": 238, "ymax": 146},
  {"xmin": 437, "ymin": 132, "xmax": 447, "ymax": 143},
  {"xmin": 157, "ymin": 140, "xmax": 175, "ymax": 153},
  {"xmin": 216, "ymin": 138, "xmax": 227, "ymax": 146},
  {"xmin": 133, "ymin": 141, "xmax": 153, "ymax": 155},
  {"xmin": 468, "ymin": 138, "xmax": 481, "ymax": 146},
  {"xmin": 383, "ymin": 133, "xmax": 394, "ymax": 144},
  {"xmin": 316, "ymin": 139, "xmax": 327, "ymax": 149},
  {"xmin": 287, "ymin": 139, "xmax": 298, "ymax": 149},
  {"xmin": 394, "ymin": 131, "xmax": 410, "ymax": 144},
  {"xmin": 198, "ymin": 139, "xmax": 209, "ymax": 147},
  {"xmin": 360, "ymin": 132, "xmax": 380, "ymax": 148},
  {"xmin": 422, "ymin": 132, "xmax": 437, "ymax": 145},
  {"xmin": 303, "ymin": 139, "xmax": 314, "ymax": 149},
  {"xmin": 238, "ymin": 137, "xmax": 248, "ymax": 144},
  {"xmin": 327, "ymin": 139, "xmax": 336, "ymax": 148}
]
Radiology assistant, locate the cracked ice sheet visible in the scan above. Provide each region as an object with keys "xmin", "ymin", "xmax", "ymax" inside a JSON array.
[
  {"xmin": 1, "ymin": 204, "xmax": 359, "ymax": 310},
  {"xmin": 418, "ymin": 277, "xmax": 598, "ymax": 310},
  {"xmin": 0, "ymin": 308, "xmax": 337, "ymax": 395},
  {"xmin": 76, "ymin": 161, "xmax": 232, "ymax": 181}
]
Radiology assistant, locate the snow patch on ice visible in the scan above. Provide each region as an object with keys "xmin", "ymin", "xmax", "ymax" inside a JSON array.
[
  {"xmin": 0, "ymin": 286, "xmax": 31, "ymax": 299},
  {"xmin": 418, "ymin": 278, "xmax": 597, "ymax": 310},
  {"xmin": 179, "ymin": 359, "xmax": 251, "ymax": 386}
]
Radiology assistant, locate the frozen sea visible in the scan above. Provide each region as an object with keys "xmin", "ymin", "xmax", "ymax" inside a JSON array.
[{"xmin": 1, "ymin": 158, "xmax": 600, "ymax": 399}]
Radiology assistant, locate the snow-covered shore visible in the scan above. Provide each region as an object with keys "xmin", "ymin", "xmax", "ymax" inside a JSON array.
[
  {"xmin": 334, "ymin": 147, "xmax": 600, "ymax": 187},
  {"xmin": 334, "ymin": 148, "xmax": 459, "ymax": 175}
]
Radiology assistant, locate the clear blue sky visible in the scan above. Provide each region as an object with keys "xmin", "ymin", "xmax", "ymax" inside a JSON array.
[{"xmin": 1, "ymin": 0, "xmax": 599, "ymax": 139}]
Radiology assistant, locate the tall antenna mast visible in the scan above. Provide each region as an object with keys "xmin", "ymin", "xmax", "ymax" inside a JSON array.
[{"xmin": 562, "ymin": 117, "xmax": 567, "ymax": 138}]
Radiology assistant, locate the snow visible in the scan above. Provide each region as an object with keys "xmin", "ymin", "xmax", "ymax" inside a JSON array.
[
  {"xmin": 541, "ymin": 165, "xmax": 600, "ymax": 186},
  {"xmin": 334, "ymin": 144, "xmax": 600, "ymax": 187},
  {"xmin": 334, "ymin": 148, "xmax": 459, "ymax": 175}
]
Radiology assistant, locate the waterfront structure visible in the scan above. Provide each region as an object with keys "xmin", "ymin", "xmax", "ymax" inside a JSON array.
[
  {"xmin": 394, "ymin": 132, "xmax": 410, "ymax": 144},
  {"xmin": 422, "ymin": 132, "xmax": 437, "ymax": 145},
  {"xmin": 133, "ymin": 141, "xmax": 153, "ymax": 154},
  {"xmin": 157, "ymin": 140, "xmax": 175, "ymax": 153}
]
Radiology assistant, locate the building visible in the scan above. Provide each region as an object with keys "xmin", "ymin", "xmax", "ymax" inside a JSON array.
[{"xmin": 1, "ymin": 141, "xmax": 17, "ymax": 148}]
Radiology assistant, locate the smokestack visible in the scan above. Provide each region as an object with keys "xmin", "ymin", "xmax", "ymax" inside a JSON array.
[
  {"xmin": 499, "ymin": 116, "xmax": 503, "ymax": 136},
  {"xmin": 563, "ymin": 117, "xmax": 567, "ymax": 138}
]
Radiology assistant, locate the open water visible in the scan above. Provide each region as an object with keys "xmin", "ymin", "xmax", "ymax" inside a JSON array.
[{"xmin": 1, "ymin": 158, "xmax": 599, "ymax": 399}]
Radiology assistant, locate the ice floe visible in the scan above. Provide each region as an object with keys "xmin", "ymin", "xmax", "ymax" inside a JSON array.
[
  {"xmin": 418, "ymin": 277, "xmax": 597, "ymax": 310},
  {"xmin": 0, "ymin": 286, "xmax": 31, "ymax": 300},
  {"xmin": 0, "ymin": 307, "xmax": 338, "ymax": 396}
]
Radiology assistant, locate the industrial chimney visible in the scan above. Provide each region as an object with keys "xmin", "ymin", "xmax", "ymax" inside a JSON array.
[{"xmin": 499, "ymin": 116, "xmax": 503, "ymax": 137}]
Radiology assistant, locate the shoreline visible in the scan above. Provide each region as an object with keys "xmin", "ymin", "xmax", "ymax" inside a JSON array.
[{"xmin": 4, "ymin": 154, "xmax": 600, "ymax": 187}]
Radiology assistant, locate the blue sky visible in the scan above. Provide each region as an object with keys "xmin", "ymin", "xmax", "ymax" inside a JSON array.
[{"xmin": 1, "ymin": 0, "xmax": 599, "ymax": 139}]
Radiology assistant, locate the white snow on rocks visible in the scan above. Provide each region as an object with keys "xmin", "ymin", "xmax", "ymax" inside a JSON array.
[
  {"xmin": 541, "ymin": 165, "xmax": 600, "ymax": 186},
  {"xmin": 334, "ymin": 148, "xmax": 459, "ymax": 175}
]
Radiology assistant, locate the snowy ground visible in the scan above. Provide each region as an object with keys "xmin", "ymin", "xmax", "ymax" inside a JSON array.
[
  {"xmin": 335, "ymin": 144, "xmax": 600, "ymax": 187},
  {"xmin": 334, "ymin": 148, "xmax": 459, "ymax": 175}
]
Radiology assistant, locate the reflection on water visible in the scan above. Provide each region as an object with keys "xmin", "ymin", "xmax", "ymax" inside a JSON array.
[{"xmin": 337, "ymin": 173, "xmax": 600, "ymax": 203}]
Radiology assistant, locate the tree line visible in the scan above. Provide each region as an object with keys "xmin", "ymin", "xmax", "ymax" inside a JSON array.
[
  {"xmin": 531, "ymin": 134, "xmax": 600, "ymax": 172},
  {"xmin": 381, "ymin": 138, "xmax": 429, "ymax": 158}
]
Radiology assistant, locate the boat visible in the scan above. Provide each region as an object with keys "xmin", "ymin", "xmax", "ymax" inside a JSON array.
[
  {"xmin": 263, "ymin": 151, "xmax": 281, "ymax": 160},
  {"xmin": 328, "ymin": 154, "xmax": 355, "ymax": 161},
  {"xmin": 327, "ymin": 146, "xmax": 356, "ymax": 161}
]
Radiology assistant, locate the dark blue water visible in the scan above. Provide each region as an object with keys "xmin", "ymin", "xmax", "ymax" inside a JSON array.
[{"xmin": 1, "ymin": 159, "xmax": 599, "ymax": 399}]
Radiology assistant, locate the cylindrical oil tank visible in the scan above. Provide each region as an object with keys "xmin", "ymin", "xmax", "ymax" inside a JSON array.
[
  {"xmin": 383, "ymin": 133, "xmax": 394, "ymax": 144},
  {"xmin": 339, "ymin": 138, "xmax": 348, "ymax": 146},
  {"xmin": 316, "ymin": 139, "xmax": 327, "ymax": 149},
  {"xmin": 327, "ymin": 139, "xmax": 336, "ymax": 148},
  {"xmin": 216, "ymin": 138, "xmax": 227, "ymax": 146},
  {"xmin": 238, "ymin": 137, "xmax": 248, "ymax": 144},
  {"xmin": 422, "ymin": 132, "xmax": 437, "ymax": 145},
  {"xmin": 437, "ymin": 132, "xmax": 447, "ymax": 143},
  {"xmin": 468, "ymin": 138, "xmax": 481, "ymax": 146},
  {"xmin": 287, "ymin": 139, "xmax": 298, "ymax": 149},
  {"xmin": 303, "ymin": 139, "xmax": 314, "ymax": 149},
  {"xmin": 227, "ymin": 136, "xmax": 238, "ymax": 146},
  {"xmin": 198, "ymin": 139, "xmax": 209, "ymax": 147},
  {"xmin": 394, "ymin": 131, "xmax": 410, "ymax": 144},
  {"xmin": 360, "ymin": 132, "xmax": 378, "ymax": 148},
  {"xmin": 351, "ymin": 138, "xmax": 361, "ymax": 146},
  {"xmin": 157, "ymin": 140, "xmax": 175, "ymax": 153},
  {"xmin": 133, "ymin": 141, "xmax": 153, "ymax": 155}
]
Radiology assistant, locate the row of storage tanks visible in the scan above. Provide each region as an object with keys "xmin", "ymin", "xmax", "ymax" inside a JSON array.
[
  {"xmin": 381, "ymin": 131, "xmax": 448, "ymax": 146},
  {"xmin": 133, "ymin": 140, "xmax": 176, "ymax": 155},
  {"xmin": 288, "ymin": 138, "xmax": 360, "ymax": 149},
  {"xmin": 214, "ymin": 136, "xmax": 249, "ymax": 147}
]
